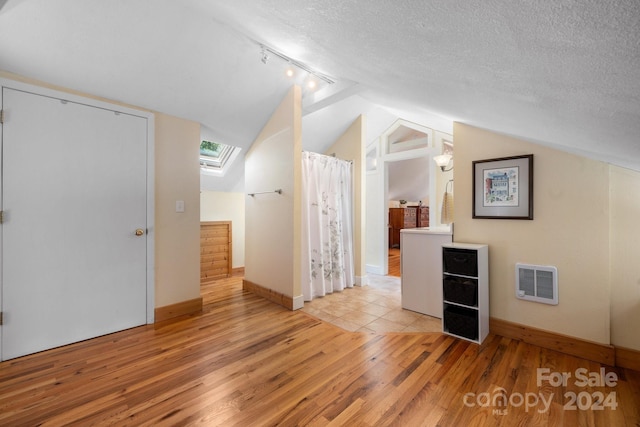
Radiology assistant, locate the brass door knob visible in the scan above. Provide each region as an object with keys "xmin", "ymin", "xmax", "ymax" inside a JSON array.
[{"xmin": 135, "ymin": 229, "xmax": 144, "ymax": 236}]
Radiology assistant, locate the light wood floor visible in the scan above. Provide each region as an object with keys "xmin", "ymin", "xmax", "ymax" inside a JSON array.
[
  {"xmin": 1, "ymin": 276, "xmax": 638, "ymax": 426},
  {"xmin": 388, "ymin": 247, "xmax": 401, "ymax": 277}
]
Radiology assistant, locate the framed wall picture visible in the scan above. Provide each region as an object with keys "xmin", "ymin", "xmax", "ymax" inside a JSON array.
[{"xmin": 472, "ymin": 154, "xmax": 533, "ymax": 219}]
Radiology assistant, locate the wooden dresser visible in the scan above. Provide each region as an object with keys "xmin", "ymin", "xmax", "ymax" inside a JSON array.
[
  {"xmin": 418, "ymin": 206, "xmax": 429, "ymax": 228},
  {"xmin": 389, "ymin": 206, "xmax": 429, "ymax": 248}
]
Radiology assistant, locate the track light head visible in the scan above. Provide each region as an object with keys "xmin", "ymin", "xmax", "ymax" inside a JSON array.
[
  {"xmin": 256, "ymin": 42, "xmax": 335, "ymax": 85},
  {"xmin": 260, "ymin": 50, "xmax": 269, "ymax": 64},
  {"xmin": 285, "ymin": 66, "xmax": 294, "ymax": 77}
]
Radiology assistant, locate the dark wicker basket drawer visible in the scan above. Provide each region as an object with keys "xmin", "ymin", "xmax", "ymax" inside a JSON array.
[
  {"xmin": 443, "ymin": 276, "xmax": 478, "ymax": 307},
  {"xmin": 443, "ymin": 248, "xmax": 478, "ymax": 277},
  {"xmin": 443, "ymin": 305, "xmax": 478, "ymax": 341}
]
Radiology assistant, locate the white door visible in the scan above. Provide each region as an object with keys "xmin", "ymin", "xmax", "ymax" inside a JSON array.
[{"xmin": 1, "ymin": 87, "xmax": 149, "ymax": 360}]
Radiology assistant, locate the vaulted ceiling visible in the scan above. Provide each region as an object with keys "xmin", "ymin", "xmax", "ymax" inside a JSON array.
[{"xmin": 1, "ymin": 0, "xmax": 639, "ymax": 191}]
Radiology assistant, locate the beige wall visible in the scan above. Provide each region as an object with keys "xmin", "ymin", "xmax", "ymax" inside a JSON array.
[
  {"xmin": 609, "ymin": 166, "xmax": 640, "ymax": 351},
  {"xmin": 200, "ymin": 191, "xmax": 245, "ymax": 268},
  {"xmin": 244, "ymin": 86, "xmax": 302, "ymax": 300},
  {"xmin": 324, "ymin": 115, "xmax": 367, "ymax": 283},
  {"xmin": 154, "ymin": 113, "xmax": 201, "ymax": 307},
  {"xmin": 454, "ymin": 122, "xmax": 611, "ymax": 344},
  {"xmin": 1, "ymin": 70, "xmax": 202, "ymax": 310}
]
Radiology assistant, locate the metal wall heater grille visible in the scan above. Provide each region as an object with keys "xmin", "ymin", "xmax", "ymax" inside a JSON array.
[{"xmin": 515, "ymin": 263, "xmax": 558, "ymax": 305}]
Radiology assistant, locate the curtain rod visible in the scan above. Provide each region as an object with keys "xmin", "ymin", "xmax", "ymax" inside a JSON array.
[
  {"xmin": 322, "ymin": 153, "xmax": 353, "ymax": 163},
  {"xmin": 302, "ymin": 151, "xmax": 353, "ymax": 163},
  {"xmin": 248, "ymin": 189, "xmax": 282, "ymax": 197},
  {"xmin": 329, "ymin": 153, "xmax": 353, "ymax": 163}
]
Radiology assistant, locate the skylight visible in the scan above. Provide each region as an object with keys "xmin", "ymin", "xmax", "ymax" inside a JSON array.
[{"xmin": 200, "ymin": 140, "xmax": 240, "ymax": 177}]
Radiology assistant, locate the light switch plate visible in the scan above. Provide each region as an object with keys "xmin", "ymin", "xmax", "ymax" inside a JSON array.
[{"xmin": 175, "ymin": 200, "xmax": 185, "ymax": 213}]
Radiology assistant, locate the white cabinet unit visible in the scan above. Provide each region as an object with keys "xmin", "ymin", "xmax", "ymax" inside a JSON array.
[
  {"xmin": 442, "ymin": 243, "xmax": 489, "ymax": 344},
  {"xmin": 400, "ymin": 228, "xmax": 452, "ymax": 317}
]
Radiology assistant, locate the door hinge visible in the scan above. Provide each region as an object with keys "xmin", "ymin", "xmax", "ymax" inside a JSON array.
[
  {"xmin": 0, "ymin": 109, "xmax": 4, "ymax": 124},
  {"xmin": 0, "ymin": 312, "xmax": 3, "ymax": 326},
  {"xmin": 0, "ymin": 210, "xmax": 3, "ymax": 224}
]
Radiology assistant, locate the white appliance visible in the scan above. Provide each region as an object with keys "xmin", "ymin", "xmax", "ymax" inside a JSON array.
[{"xmin": 400, "ymin": 228, "xmax": 452, "ymax": 317}]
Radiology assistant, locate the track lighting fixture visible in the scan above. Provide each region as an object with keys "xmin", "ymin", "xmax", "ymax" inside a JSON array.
[{"xmin": 255, "ymin": 42, "xmax": 334, "ymax": 85}]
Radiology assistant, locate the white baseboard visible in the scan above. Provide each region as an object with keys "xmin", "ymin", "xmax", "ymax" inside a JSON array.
[
  {"xmin": 366, "ymin": 264, "xmax": 384, "ymax": 275},
  {"xmin": 292, "ymin": 295, "xmax": 304, "ymax": 310},
  {"xmin": 355, "ymin": 275, "xmax": 368, "ymax": 287}
]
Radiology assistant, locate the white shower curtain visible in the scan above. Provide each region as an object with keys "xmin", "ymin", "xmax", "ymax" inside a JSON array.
[{"xmin": 301, "ymin": 151, "xmax": 355, "ymax": 301}]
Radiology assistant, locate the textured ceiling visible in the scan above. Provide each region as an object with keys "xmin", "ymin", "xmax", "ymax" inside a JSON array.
[{"xmin": 1, "ymin": 0, "xmax": 639, "ymax": 191}]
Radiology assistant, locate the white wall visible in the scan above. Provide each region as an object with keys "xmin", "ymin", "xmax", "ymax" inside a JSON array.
[
  {"xmin": 365, "ymin": 119, "xmax": 452, "ymax": 275},
  {"xmin": 366, "ymin": 165, "xmax": 384, "ymax": 275},
  {"xmin": 200, "ymin": 191, "xmax": 245, "ymax": 269}
]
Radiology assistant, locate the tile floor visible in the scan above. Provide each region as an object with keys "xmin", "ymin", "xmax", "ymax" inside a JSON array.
[{"xmin": 300, "ymin": 274, "xmax": 443, "ymax": 334}]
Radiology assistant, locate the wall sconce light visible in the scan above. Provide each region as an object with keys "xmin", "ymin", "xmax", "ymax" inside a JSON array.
[{"xmin": 434, "ymin": 154, "xmax": 453, "ymax": 172}]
